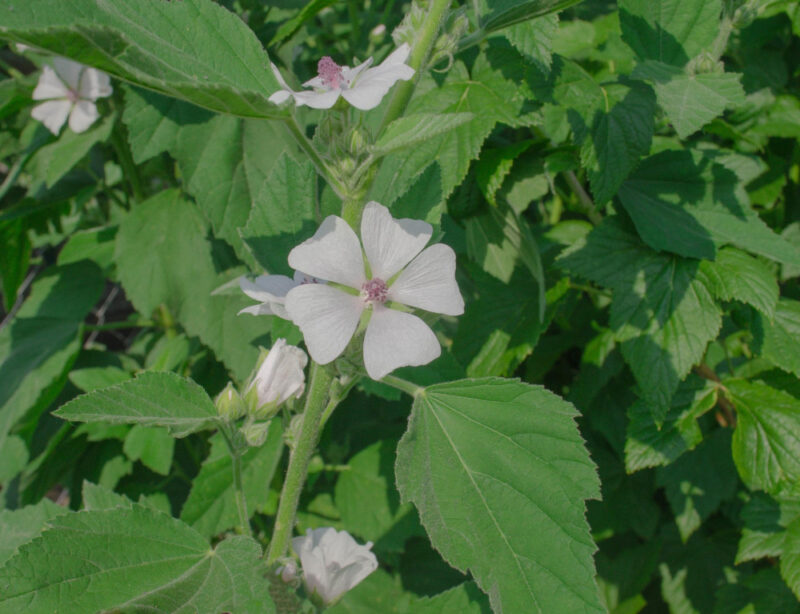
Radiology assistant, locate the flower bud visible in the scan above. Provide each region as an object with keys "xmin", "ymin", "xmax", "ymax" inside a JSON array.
[
  {"xmin": 369, "ymin": 24, "xmax": 386, "ymax": 43},
  {"xmin": 245, "ymin": 339, "xmax": 308, "ymax": 419},
  {"xmin": 277, "ymin": 559, "xmax": 299, "ymax": 584},
  {"xmin": 215, "ymin": 382, "xmax": 246, "ymax": 421},
  {"xmin": 242, "ymin": 420, "xmax": 271, "ymax": 447}
]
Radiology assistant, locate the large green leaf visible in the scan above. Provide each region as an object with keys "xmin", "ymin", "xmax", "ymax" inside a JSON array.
[
  {"xmin": 728, "ymin": 379, "xmax": 800, "ymax": 495},
  {"xmin": 633, "ymin": 61, "xmax": 745, "ymax": 138},
  {"xmin": 180, "ymin": 425, "xmax": 284, "ymax": 538},
  {"xmin": 619, "ymin": 0, "xmax": 722, "ymax": 66},
  {"xmin": 0, "ymin": 0, "xmax": 280, "ymax": 118},
  {"xmin": 0, "ymin": 261, "xmax": 104, "ymax": 471},
  {"xmin": 0, "ymin": 500, "xmax": 67, "ymax": 567},
  {"xmin": 372, "ymin": 113, "xmax": 475, "ymax": 157},
  {"xmin": 395, "ymin": 378, "xmax": 603, "ymax": 614},
  {"xmin": 114, "ymin": 190, "xmax": 269, "ymax": 380},
  {"xmin": 0, "ymin": 506, "xmax": 273, "ymax": 613},
  {"xmin": 502, "ymin": 14, "xmax": 558, "ymax": 72},
  {"xmin": 736, "ymin": 492, "xmax": 800, "ymax": 564},
  {"xmin": 558, "ymin": 218, "xmax": 722, "ymax": 418},
  {"xmin": 55, "ymin": 371, "xmax": 220, "ymax": 437},
  {"xmin": 122, "ymin": 87, "xmax": 295, "ymax": 263},
  {"xmin": 753, "ymin": 299, "xmax": 800, "ymax": 378},
  {"xmin": 618, "ymin": 149, "xmax": 800, "ymax": 266}
]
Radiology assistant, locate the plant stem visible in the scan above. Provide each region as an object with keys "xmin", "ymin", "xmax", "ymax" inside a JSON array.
[
  {"xmin": 84, "ymin": 319, "xmax": 155, "ymax": 331},
  {"xmin": 0, "ymin": 150, "xmax": 34, "ymax": 203},
  {"xmin": 564, "ymin": 171, "xmax": 601, "ymax": 225},
  {"xmin": 284, "ymin": 116, "xmax": 348, "ymax": 199},
  {"xmin": 219, "ymin": 425, "xmax": 252, "ymax": 537},
  {"xmin": 266, "ymin": 362, "xmax": 334, "ymax": 564},
  {"xmin": 378, "ymin": 0, "xmax": 453, "ymax": 134},
  {"xmin": 110, "ymin": 122, "xmax": 145, "ymax": 203},
  {"xmin": 381, "ymin": 374, "xmax": 423, "ymax": 397}
]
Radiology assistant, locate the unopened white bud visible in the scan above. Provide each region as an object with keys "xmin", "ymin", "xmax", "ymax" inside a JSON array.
[{"xmin": 245, "ymin": 339, "xmax": 307, "ymax": 418}]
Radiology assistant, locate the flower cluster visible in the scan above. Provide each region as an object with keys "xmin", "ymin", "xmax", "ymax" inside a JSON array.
[
  {"xmin": 240, "ymin": 202, "xmax": 463, "ymax": 380},
  {"xmin": 31, "ymin": 57, "xmax": 112, "ymax": 135},
  {"xmin": 269, "ymin": 44, "xmax": 414, "ymax": 111}
]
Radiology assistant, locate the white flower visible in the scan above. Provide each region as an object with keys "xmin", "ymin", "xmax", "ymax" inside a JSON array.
[
  {"xmin": 245, "ymin": 339, "xmax": 308, "ymax": 415},
  {"xmin": 285, "ymin": 201, "xmax": 464, "ymax": 380},
  {"xmin": 31, "ymin": 57, "xmax": 112, "ymax": 135},
  {"xmin": 292, "ymin": 527, "xmax": 378, "ymax": 605},
  {"xmin": 268, "ymin": 43, "xmax": 415, "ymax": 111},
  {"xmin": 239, "ymin": 271, "xmax": 322, "ymax": 320}
]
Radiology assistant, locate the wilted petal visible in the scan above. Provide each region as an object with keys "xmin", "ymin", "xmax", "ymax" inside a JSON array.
[
  {"xmin": 388, "ymin": 243, "xmax": 464, "ymax": 316},
  {"xmin": 52, "ymin": 57, "xmax": 84, "ymax": 92},
  {"xmin": 240, "ymin": 274, "xmax": 296, "ymax": 302},
  {"xmin": 31, "ymin": 99, "xmax": 72, "ymax": 135},
  {"xmin": 68, "ymin": 100, "xmax": 99, "ymax": 133},
  {"xmin": 32, "ymin": 65, "xmax": 68, "ymax": 101},
  {"xmin": 291, "ymin": 88, "xmax": 342, "ymax": 109},
  {"xmin": 363, "ymin": 305, "xmax": 440, "ymax": 379},
  {"xmin": 288, "ymin": 216, "xmax": 366, "ymax": 288},
  {"xmin": 361, "ymin": 201, "xmax": 431, "ymax": 280},
  {"xmin": 285, "ymin": 284, "xmax": 363, "ymax": 365},
  {"xmin": 78, "ymin": 67, "xmax": 112, "ymax": 100}
]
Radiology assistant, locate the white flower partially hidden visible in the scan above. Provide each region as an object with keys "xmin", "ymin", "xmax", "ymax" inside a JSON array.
[
  {"xmin": 268, "ymin": 43, "xmax": 414, "ymax": 111},
  {"xmin": 31, "ymin": 57, "xmax": 112, "ymax": 135},
  {"xmin": 285, "ymin": 201, "xmax": 464, "ymax": 380},
  {"xmin": 239, "ymin": 271, "xmax": 322, "ymax": 320},
  {"xmin": 292, "ymin": 527, "xmax": 378, "ymax": 605},
  {"xmin": 245, "ymin": 339, "xmax": 308, "ymax": 416}
]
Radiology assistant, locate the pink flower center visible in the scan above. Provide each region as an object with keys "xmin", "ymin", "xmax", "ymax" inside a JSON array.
[
  {"xmin": 361, "ymin": 278, "xmax": 388, "ymax": 304},
  {"xmin": 317, "ymin": 56, "xmax": 344, "ymax": 89},
  {"xmin": 66, "ymin": 88, "xmax": 79, "ymax": 103}
]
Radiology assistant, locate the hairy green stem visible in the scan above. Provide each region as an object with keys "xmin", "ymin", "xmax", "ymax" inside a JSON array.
[
  {"xmin": 220, "ymin": 426, "xmax": 253, "ymax": 538},
  {"xmin": 285, "ymin": 116, "xmax": 348, "ymax": 199},
  {"xmin": 381, "ymin": 374, "xmax": 423, "ymax": 397},
  {"xmin": 378, "ymin": 0, "xmax": 453, "ymax": 134},
  {"xmin": 266, "ymin": 362, "xmax": 334, "ymax": 564}
]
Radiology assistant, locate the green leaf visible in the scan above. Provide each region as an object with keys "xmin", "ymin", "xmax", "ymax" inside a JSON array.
[
  {"xmin": 240, "ymin": 153, "xmax": 317, "ymax": 275},
  {"xmin": 181, "ymin": 425, "xmax": 284, "ymax": 538},
  {"xmin": 618, "ymin": 149, "xmax": 800, "ymax": 266},
  {"xmin": 68, "ymin": 366, "xmax": 131, "ymax": 392},
  {"xmin": 0, "ymin": 0, "xmax": 281, "ymax": 118},
  {"xmin": 57, "ymin": 226, "xmax": 118, "ymax": 274},
  {"xmin": 373, "ymin": 113, "xmax": 475, "ymax": 157},
  {"xmin": 753, "ymin": 299, "xmax": 800, "ymax": 378},
  {"xmin": 579, "ymin": 80, "xmax": 656, "ymax": 204},
  {"xmin": 558, "ymin": 218, "xmax": 722, "ymax": 418},
  {"xmin": 728, "ymin": 379, "xmax": 800, "ymax": 494},
  {"xmin": 55, "ymin": 371, "xmax": 219, "ymax": 437},
  {"xmin": 82, "ymin": 480, "xmax": 135, "ymax": 511},
  {"xmin": 656, "ymin": 429, "xmax": 738, "ymax": 542},
  {"xmin": 736, "ymin": 492, "xmax": 800, "ymax": 564},
  {"xmin": 483, "ymin": 0, "xmax": 583, "ymax": 33},
  {"xmin": 114, "ymin": 190, "xmax": 269, "ymax": 380},
  {"xmin": 123, "ymin": 425, "xmax": 175, "ymax": 475},
  {"xmin": 0, "ymin": 220, "xmax": 31, "ymax": 312},
  {"xmin": 504, "ymin": 14, "xmax": 559, "ymax": 72},
  {"xmin": 270, "ymin": 0, "xmax": 338, "ymax": 45},
  {"xmin": 633, "ymin": 61, "xmax": 745, "ymax": 138},
  {"xmin": 781, "ymin": 518, "xmax": 800, "ymax": 600},
  {"xmin": 335, "ymin": 440, "xmax": 422, "ymax": 552},
  {"xmin": 715, "ymin": 568, "xmax": 800, "ymax": 614},
  {"xmin": 0, "ymin": 499, "xmax": 67, "ymax": 566},
  {"xmin": 396, "ymin": 378, "xmax": 603, "ymax": 614},
  {"xmin": 0, "ymin": 261, "xmax": 104, "ymax": 467},
  {"xmin": 122, "ymin": 87, "xmax": 295, "ymax": 263},
  {"xmin": 700, "ymin": 247, "xmax": 779, "ymax": 318},
  {"xmin": 0, "ymin": 506, "xmax": 273, "ymax": 613},
  {"xmin": 30, "ymin": 114, "xmax": 113, "ymax": 188},
  {"xmin": 625, "ymin": 376, "xmax": 714, "ymax": 473},
  {"xmin": 619, "ymin": 0, "xmax": 722, "ymax": 65}
]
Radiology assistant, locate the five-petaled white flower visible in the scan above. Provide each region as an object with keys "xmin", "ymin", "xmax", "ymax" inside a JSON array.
[
  {"xmin": 292, "ymin": 527, "xmax": 378, "ymax": 605},
  {"xmin": 268, "ymin": 43, "xmax": 414, "ymax": 111},
  {"xmin": 31, "ymin": 57, "xmax": 112, "ymax": 135},
  {"xmin": 239, "ymin": 271, "xmax": 322, "ymax": 320},
  {"xmin": 284, "ymin": 201, "xmax": 464, "ymax": 380},
  {"xmin": 245, "ymin": 338, "xmax": 308, "ymax": 416}
]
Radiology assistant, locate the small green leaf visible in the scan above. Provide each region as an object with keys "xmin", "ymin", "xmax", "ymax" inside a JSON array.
[
  {"xmin": 700, "ymin": 247, "xmax": 779, "ymax": 318},
  {"xmin": 271, "ymin": 0, "xmax": 338, "ymax": 45},
  {"xmin": 715, "ymin": 568, "xmax": 800, "ymax": 614},
  {"xmin": 123, "ymin": 425, "xmax": 175, "ymax": 475},
  {"xmin": 736, "ymin": 492, "xmax": 800, "ymax": 564},
  {"xmin": 373, "ymin": 113, "xmax": 475, "ymax": 156},
  {"xmin": 754, "ymin": 298, "xmax": 800, "ymax": 378},
  {"xmin": 396, "ymin": 378, "xmax": 603, "ymax": 613},
  {"xmin": 0, "ymin": 499, "xmax": 67, "ymax": 566},
  {"xmin": 55, "ymin": 371, "xmax": 219, "ymax": 437},
  {"xmin": 728, "ymin": 379, "xmax": 800, "ymax": 495},
  {"xmin": 504, "ymin": 15, "xmax": 559, "ymax": 72},
  {"xmin": 483, "ymin": 0, "xmax": 583, "ymax": 33}
]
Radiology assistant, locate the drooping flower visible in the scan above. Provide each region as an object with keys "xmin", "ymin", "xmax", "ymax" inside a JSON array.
[
  {"xmin": 292, "ymin": 527, "xmax": 378, "ymax": 605},
  {"xmin": 284, "ymin": 201, "xmax": 464, "ymax": 380},
  {"xmin": 31, "ymin": 57, "xmax": 112, "ymax": 135},
  {"xmin": 268, "ymin": 43, "xmax": 414, "ymax": 111},
  {"xmin": 244, "ymin": 339, "xmax": 308, "ymax": 417},
  {"xmin": 239, "ymin": 271, "xmax": 322, "ymax": 320}
]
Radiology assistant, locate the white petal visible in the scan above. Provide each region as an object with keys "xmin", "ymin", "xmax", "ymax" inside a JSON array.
[
  {"xmin": 285, "ymin": 284, "xmax": 363, "ymax": 365},
  {"xmin": 238, "ymin": 303, "xmax": 281, "ymax": 317},
  {"xmin": 342, "ymin": 58, "xmax": 373, "ymax": 84},
  {"xmin": 301, "ymin": 75, "xmax": 326, "ymax": 88},
  {"xmin": 361, "ymin": 201, "xmax": 431, "ymax": 280},
  {"xmin": 78, "ymin": 67, "xmax": 112, "ymax": 100},
  {"xmin": 68, "ymin": 100, "xmax": 99, "ymax": 133},
  {"xmin": 270, "ymin": 62, "xmax": 294, "ymax": 92},
  {"xmin": 288, "ymin": 216, "xmax": 366, "ymax": 288},
  {"xmin": 340, "ymin": 86, "xmax": 390, "ymax": 111},
  {"xmin": 52, "ymin": 57, "xmax": 84, "ymax": 92},
  {"xmin": 248, "ymin": 339, "xmax": 307, "ymax": 406},
  {"xmin": 31, "ymin": 100, "xmax": 71, "ymax": 135},
  {"xmin": 268, "ymin": 90, "xmax": 292, "ymax": 105},
  {"xmin": 363, "ymin": 306, "xmax": 440, "ymax": 379},
  {"xmin": 388, "ymin": 244, "xmax": 464, "ymax": 315},
  {"xmin": 291, "ymin": 88, "xmax": 342, "ymax": 109},
  {"xmin": 32, "ymin": 65, "xmax": 68, "ymax": 101},
  {"xmin": 382, "ymin": 43, "xmax": 411, "ymax": 66},
  {"xmin": 240, "ymin": 274, "xmax": 296, "ymax": 302}
]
